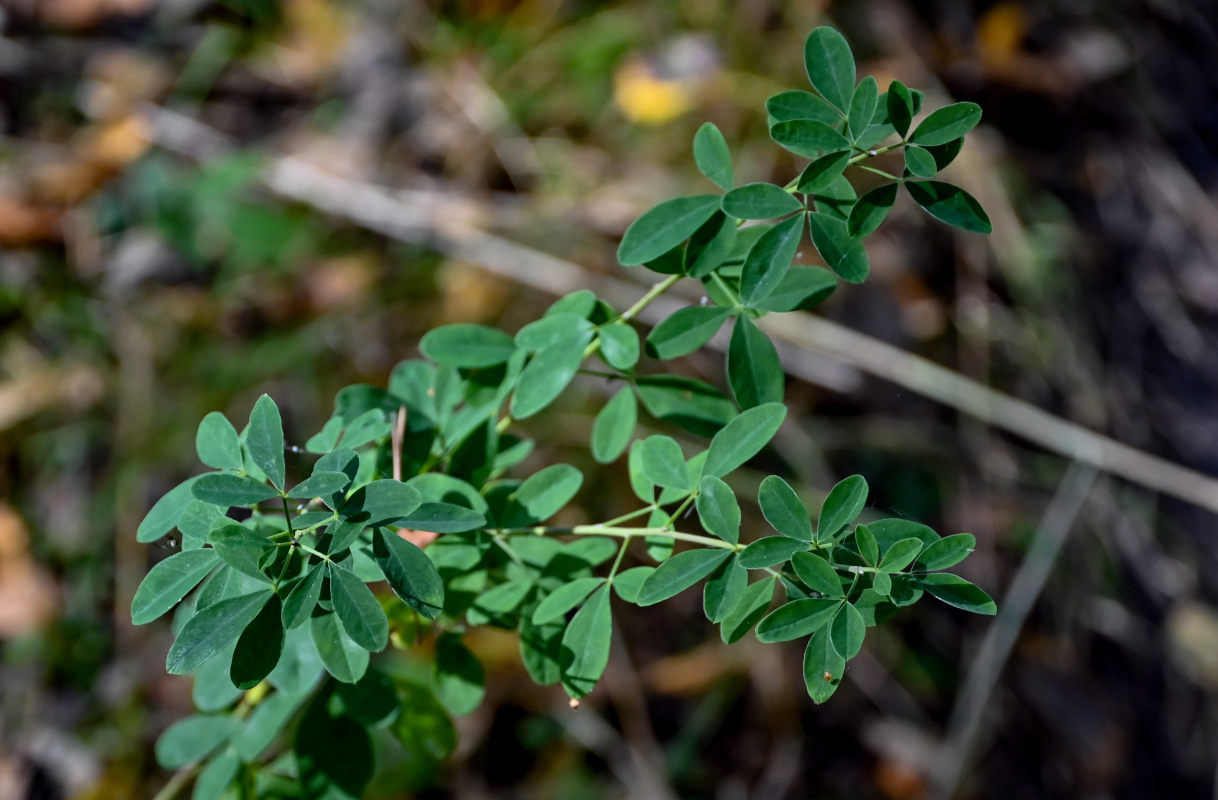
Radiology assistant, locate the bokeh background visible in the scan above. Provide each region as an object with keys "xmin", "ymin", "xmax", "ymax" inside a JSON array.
[{"xmin": 3, "ymin": 0, "xmax": 1218, "ymax": 798}]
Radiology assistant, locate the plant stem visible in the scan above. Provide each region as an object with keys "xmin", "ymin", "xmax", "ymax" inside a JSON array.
[
  {"xmin": 607, "ymin": 537, "xmax": 631, "ymax": 581},
  {"xmin": 709, "ymin": 272, "xmax": 744, "ymax": 311},
  {"xmin": 665, "ymin": 494, "xmax": 696, "ymax": 527},
  {"xmin": 621, "ymin": 273, "xmax": 682, "ymax": 322},
  {"xmin": 600, "ymin": 504, "xmax": 659, "ymax": 528},
  {"xmin": 274, "ymin": 498, "xmax": 296, "ymax": 587},
  {"xmin": 502, "ymin": 524, "xmax": 736, "ymax": 550}
]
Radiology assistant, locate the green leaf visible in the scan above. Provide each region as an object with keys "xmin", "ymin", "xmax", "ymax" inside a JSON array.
[
  {"xmin": 509, "ymin": 463, "xmax": 583, "ymax": 523},
  {"xmin": 137, "ymin": 475, "xmax": 202, "ymax": 543},
  {"xmin": 803, "ymin": 631, "xmax": 846, "ymax": 703},
  {"xmin": 847, "ymin": 76, "xmax": 878, "ymax": 139},
  {"xmin": 868, "ymin": 518, "xmax": 940, "ymax": 553},
  {"xmin": 166, "ymin": 589, "xmax": 271, "ymax": 674},
  {"xmin": 196, "ymin": 412, "xmax": 242, "ymax": 471},
  {"xmin": 885, "ymin": 80, "xmax": 914, "ymax": 138},
  {"xmin": 693, "ymin": 122, "xmax": 733, "ymax": 191},
  {"xmin": 804, "ymin": 26, "xmax": 856, "ymax": 111},
  {"xmin": 191, "ymin": 751, "xmax": 239, "ymax": 800},
  {"xmin": 131, "ymin": 549, "xmax": 219, "ymax": 625},
  {"xmin": 230, "ymin": 593, "xmax": 285, "ymax": 689},
  {"xmin": 515, "ymin": 313, "xmax": 595, "ymax": 351},
  {"xmin": 904, "ymin": 145, "xmax": 938, "ymax": 178},
  {"xmin": 247, "ymin": 394, "xmax": 286, "ymax": 491},
  {"xmin": 727, "ymin": 316, "xmax": 784, "ymax": 409},
  {"xmin": 791, "ymin": 551, "xmax": 845, "ymax": 597},
  {"xmin": 703, "ymin": 555, "xmax": 747, "ymax": 623},
  {"xmin": 926, "ymin": 137, "xmax": 964, "ymax": 171},
  {"xmin": 722, "ymin": 183, "xmax": 804, "ymax": 220},
  {"xmin": 339, "ymin": 479, "xmax": 422, "ymax": 527},
  {"xmin": 765, "ymin": 90, "xmax": 841, "ymax": 125},
  {"xmin": 756, "ymin": 597, "xmax": 840, "ymax": 643},
  {"xmin": 872, "ymin": 572, "xmax": 892, "ymax": 596},
  {"xmin": 611, "ymin": 566, "xmax": 654, "ymax": 603},
  {"xmin": 906, "ymin": 181, "xmax": 992, "ymax": 233},
  {"xmin": 879, "ymin": 537, "xmax": 924, "ymax": 573},
  {"xmin": 399, "ymin": 502, "xmax": 486, "ymax": 533},
  {"xmin": 758, "ymin": 475, "xmax": 812, "ymax": 541},
  {"xmin": 329, "ymin": 563, "xmax": 388, "ymax": 652},
  {"xmin": 192, "ymin": 473, "xmax": 279, "ymax": 508},
  {"xmin": 811, "ymin": 174, "xmax": 858, "ymax": 220},
  {"xmin": 918, "ymin": 573, "xmax": 996, "ymax": 614},
  {"xmin": 281, "ymin": 565, "xmax": 325, "ymax": 629},
  {"xmin": 807, "ymin": 212, "xmax": 869, "ymax": 283},
  {"xmin": 720, "ymin": 577, "xmax": 775, "ymax": 643},
  {"xmin": 819, "ymin": 475, "xmax": 868, "ymax": 542},
  {"xmin": 739, "ymin": 536, "xmax": 806, "ymax": 568},
  {"xmin": 373, "ymin": 528, "xmax": 445, "ymax": 619},
  {"xmin": 847, "ymin": 183, "xmax": 898, "ymax": 238},
  {"xmin": 636, "ymin": 548, "xmax": 732, "ymax": 606},
  {"xmin": 703, "ymin": 402, "xmax": 786, "ymax": 478},
  {"xmin": 618, "ymin": 195, "xmax": 723, "ymax": 266},
  {"xmin": 598, "ymin": 323, "xmax": 639, "ymax": 370},
  {"xmin": 636, "ymin": 375, "xmax": 735, "ymax": 437},
  {"xmin": 917, "ymin": 533, "xmax": 976, "ymax": 571},
  {"xmin": 155, "ymin": 714, "xmax": 239, "ymax": 769},
  {"xmin": 306, "ymin": 416, "xmax": 343, "ymax": 454},
  {"xmin": 627, "ymin": 440, "xmax": 654, "ymax": 503},
  {"xmin": 510, "ymin": 331, "xmax": 591, "ymax": 418},
  {"xmin": 560, "ymin": 584, "xmax": 612, "ymax": 698},
  {"xmin": 533, "ymin": 577, "xmax": 606, "ymax": 625},
  {"xmin": 592, "ymin": 388, "xmax": 637, "ymax": 464},
  {"xmin": 310, "ymin": 612, "xmax": 369, "ymax": 684},
  {"xmin": 177, "ymin": 500, "xmax": 224, "ymax": 550},
  {"xmin": 796, "ymin": 151, "xmax": 851, "ymax": 193},
  {"xmin": 467, "ymin": 579, "xmax": 532, "ymax": 625},
  {"xmin": 770, "ymin": 119, "xmax": 850, "ymax": 157},
  {"xmin": 855, "ymin": 524, "xmax": 879, "ymax": 565},
  {"xmin": 696, "ymin": 475, "xmax": 740, "ymax": 544},
  {"xmin": 829, "ymin": 602, "xmax": 866, "ymax": 659},
  {"xmin": 287, "ymin": 471, "xmax": 349, "ymax": 501},
  {"xmin": 296, "ymin": 693, "xmax": 373, "ymax": 797},
  {"xmin": 208, "ymin": 523, "xmax": 272, "ymax": 581},
  {"xmin": 420, "ymin": 324, "xmax": 516, "ymax": 368},
  {"xmin": 911, "ymin": 102, "xmax": 982, "ymax": 146},
  {"xmin": 637, "ymin": 435, "xmax": 691, "ymax": 490},
  {"xmin": 740, "ymin": 214, "xmax": 804, "ymax": 304},
  {"xmin": 547, "ymin": 289, "xmax": 598, "ymax": 318},
  {"xmin": 433, "ymin": 632, "xmax": 485, "ymax": 715},
  {"xmin": 391, "ymin": 681, "xmax": 456, "ymax": 762},
  {"xmin": 684, "ymin": 212, "xmax": 737, "ymax": 278},
  {"xmin": 754, "ymin": 266, "xmax": 837, "ymax": 312},
  {"xmin": 646, "ymin": 306, "xmax": 733, "ymax": 359},
  {"xmin": 235, "ymin": 691, "xmax": 307, "ymax": 761}
]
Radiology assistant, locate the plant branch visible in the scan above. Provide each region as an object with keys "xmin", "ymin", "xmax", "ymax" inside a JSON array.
[{"xmin": 501, "ymin": 524, "xmax": 737, "ymax": 550}]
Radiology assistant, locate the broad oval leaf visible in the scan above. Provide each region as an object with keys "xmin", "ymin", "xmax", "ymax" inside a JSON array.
[
  {"xmin": 756, "ymin": 597, "xmax": 840, "ymax": 643},
  {"xmin": 847, "ymin": 76, "xmax": 878, "ymax": 139},
  {"xmin": 720, "ymin": 577, "xmax": 775, "ymax": 643},
  {"xmin": 636, "ymin": 375, "xmax": 735, "ymax": 437},
  {"xmin": 916, "ymin": 533, "xmax": 976, "ymax": 571},
  {"xmin": 722, "ymin": 183, "xmax": 805, "ymax": 220},
  {"xmin": 693, "ymin": 122, "xmax": 733, "ymax": 191},
  {"xmin": 166, "ymin": 589, "xmax": 271, "ymax": 674},
  {"xmin": 287, "ymin": 471, "xmax": 350, "ymax": 500},
  {"xmin": 727, "ymin": 316, "xmax": 784, "ymax": 409},
  {"xmin": 911, "ymin": 102, "xmax": 981, "ymax": 146},
  {"xmin": 791, "ymin": 551, "xmax": 845, "ymax": 597},
  {"xmin": 155, "ymin": 714, "xmax": 239, "ymax": 769},
  {"xmin": 804, "ymin": 26, "xmax": 856, "ymax": 111},
  {"xmin": 281, "ymin": 565, "xmax": 325, "ymax": 629},
  {"xmin": 796, "ymin": 151, "xmax": 851, "ymax": 193},
  {"xmin": 560, "ymin": 584, "xmax": 613, "ymax": 698},
  {"xmin": 754, "ymin": 266, "xmax": 836, "ymax": 313},
  {"xmin": 771, "ymin": 119, "xmax": 850, "ymax": 157},
  {"xmin": 855, "ymin": 524, "xmax": 879, "ymax": 565},
  {"xmin": 766, "ymin": 90, "xmax": 841, "ymax": 125},
  {"xmin": 131, "ymin": 549, "xmax": 219, "ymax": 625},
  {"xmin": 758, "ymin": 475, "xmax": 813, "ymax": 541},
  {"xmin": 310, "ymin": 611, "xmax": 369, "ymax": 684},
  {"xmin": 373, "ymin": 527, "xmax": 445, "ymax": 619},
  {"xmin": 905, "ymin": 181, "xmax": 992, "ymax": 234},
  {"xmin": 515, "ymin": 313, "xmax": 594, "ymax": 352},
  {"xmin": 340, "ymin": 480, "xmax": 422, "ymax": 527},
  {"xmin": 696, "ymin": 475, "xmax": 741, "ymax": 544},
  {"xmin": 818, "ymin": 475, "xmax": 868, "ymax": 542},
  {"xmin": 740, "ymin": 214, "xmax": 804, "ymax": 304},
  {"xmin": 611, "ymin": 565, "xmax": 655, "ymax": 604},
  {"xmin": 598, "ymin": 322, "xmax": 640, "ymax": 370},
  {"xmin": 230, "ymin": 593, "xmax": 285, "ymax": 689},
  {"xmin": 807, "ymin": 212, "xmax": 869, "ymax": 283},
  {"xmin": 685, "ymin": 211, "xmax": 738, "ymax": 278},
  {"xmin": 196, "ymin": 412, "xmax": 242, "ymax": 471},
  {"xmin": 591, "ymin": 388, "xmax": 637, "ymax": 464},
  {"xmin": 886, "ymin": 80, "xmax": 914, "ymax": 138},
  {"xmin": 510, "ymin": 331, "xmax": 592, "ymax": 418},
  {"xmin": 904, "ymin": 145, "xmax": 938, "ymax": 178},
  {"xmin": 645, "ymin": 305, "xmax": 733, "ymax": 360},
  {"xmin": 703, "ymin": 555, "xmax": 747, "ymax": 623},
  {"xmin": 532, "ymin": 577, "xmax": 606, "ymax": 625},
  {"xmin": 433, "ymin": 632, "xmax": 486, "ymax": 716},
  {"xmin": 247, "ymin": 394, "xmax": 286, "ymax": 491},
  {"xmin": 208, "ymin": 523, "xmax": 273, "ymax": 581},
  {"xmin": 420, "ymin": 324, "xmax": 516, "ymax": 368},
  {"xmin": 637, "ymin": 548, "xmax": 733, "ymax": 606},
  {"xmin": 637, "ymin": 435, "xmax": 691, "ymax": 491},
  {"xmin": 617, "ymin": 195, "xmax": 722, "ymax": 266},
  {"xmin": 509, "ymin": 464, "xmax": 583, "ymax": 524},
  {"xmin": 399, "ymin": 502, "xmax": 486, "ymax": 533},
  {"xmin": 192, "ymin": 473, "xmax": 280, "ymax": 508},
  {"xmin": 847, "ymin": 183, "xmax": 898, "ymax": 238},
  {"xmin": 804, "ymin": 630, "xmax": 846, "ymax": 703},
  {"xmin": 703, "ymin": 402, "xmax": 786, "ymax": 478},
  {"xmin": 918, "ymin": 573, "xmax": 996, "ymax": 614},
  {"xmin": 329, "ymin": 562, "xmax": 388, "ymax": 652},
  {"xmin": 829, "ymin": 601, "xmax": 866, "ymax": 659},
  {"xmin": 137, "ymin": 475, "xmax": 202, "ymax": 543},
  {"xmin": 739, "ymin": 535, "xmax": 807, "ymax": 569},
  {"xmin": 879, "ymin": 537, "xmax": 924, "ymax": 573}
]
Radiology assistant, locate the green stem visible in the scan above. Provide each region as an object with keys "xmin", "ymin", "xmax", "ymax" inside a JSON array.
[
  {"xmin": 857, "ymin": 164, "xmax": 901, "ymax": 181},
  {"xmin": 502, "ymin": 524, "xmax": 737, "ymax": 550},
  {"xmin": 665, "ymin": 494, "xmax": 696, "ymax": 527},
  {"xmin": 847, "ymin": 142, "xmax": 902, "ymax": 164},
  {"xmin": 606, "ymin": 537, "xmax": 631, "ymax": 582},
  {"xmin": 274, "ymin": 498, "xmax": 296, "ymax": 587},
  {"xmin": 297, "ymin": 542, "xmax": 330, "ymax": 562},
  {"xmin": 600, "ymin": 504, "xmax": 659, "ymax": 528},
  {"xmin": 620, "ymin": 273, "xmax": 682, "ymax": 323},
  {"xmin": 709, "ymin": 272, "xmax": 745, "ymax": 312}
]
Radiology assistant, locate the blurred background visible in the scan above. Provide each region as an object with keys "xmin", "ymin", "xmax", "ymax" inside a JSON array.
[{"xmin": 2, "ymin": 0, "xmax": 1218, "ymax": 798}]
